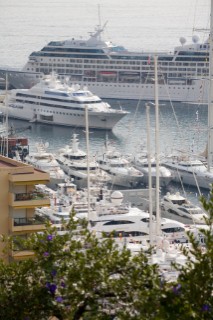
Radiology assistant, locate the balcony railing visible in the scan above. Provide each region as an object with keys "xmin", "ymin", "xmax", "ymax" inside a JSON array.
[
  {"xmin": 10, "ymin": 216, "xmax": 46, "ymax": 233},
  {"xmin": 15, "ymin": 192, "xmax": 48, "ymax": 201},
  {"xmin": 14, "ymin": 216, "xmax": 45, "ymax": 227}
]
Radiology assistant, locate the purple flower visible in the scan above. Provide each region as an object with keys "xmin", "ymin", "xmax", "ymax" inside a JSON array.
[
  {"xmin": 46, "ymin": 282, "xmax": 57, "ymax": 294},
  {"xmin": 202, "ymin": 304, "xmax": 211, "ymax": 312},
  {"xmin": 43, "ymin": 252, "xmax": 49, "ymax": 257},
  {"xmin": 51, "ymin": 270, "xmax": 57, "ymax": 277},
  {"xmin": 60, "ymin": 281, "xmax": 66, "ymax": 288},
  {"xmin": 47, "ymin": 234, "xmax": 53, "ymax": 241},
  {"xmin": 56, "ymin": 296, "xmax": 63, "ymax": 303},
  {"xmin": 172, "ymin": 283, "xmax": 181, "ymax": 295}
]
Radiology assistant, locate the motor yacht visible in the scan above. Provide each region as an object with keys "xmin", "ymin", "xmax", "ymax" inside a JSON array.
[
  {"xmin": 0, "ymin": 73, "xmax": 128, "ymax": 130},
  {"xmin": 97, "ymin": 142, "xmax": 144, "ymax": 188},
  {"xmin": 161, "ymin": 192, "xmax": 208, "ymax": 224},
  {"xmin": 24, "ymin": 141, "xmax": 65, "ymax": 189},
  {"xmin": 162, "ymin": 155, "xmax": 213, "ymax": 190},
  {"xmin": 56, "ymin": 133, "xmax": 110, "ymax": 189}
]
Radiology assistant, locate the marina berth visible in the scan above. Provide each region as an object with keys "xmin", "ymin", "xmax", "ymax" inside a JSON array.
[
  {"xmin": 0, "ymin": 24, "xmax": 211, "ymax": 102},
  {"xmin": 0, "ymin": 73, "xmax": 128, "ymax": 130}
]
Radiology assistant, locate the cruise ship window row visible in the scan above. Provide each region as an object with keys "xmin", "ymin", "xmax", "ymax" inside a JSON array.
[
  {"xmin": 32, "ymin": 53, "xmax": 110, "ymax": 59},
  {"xmin": 36, "ymin": 62, "xmax": 206, "ymax": 73},
  {"xmin": 33, "ymin": 58, "xmax": 208, "ymax": 70},
  {"xmin": 35, "ymin": 68, "xmax": 203, "ymax": 82},
  {"xmin": 16, "ymin": 99, "xmax": 100, "ymax": 109},
  {"xmin": 41, "ymin": 47, "xmax": 106, "ymax": 54},
  {"xmin": 16, "ymin": 94, "xmax": 102, "ymax": 104},
  {"xmin": 33, "ymin": 109, "xmax": 84, "ymax": 116}
]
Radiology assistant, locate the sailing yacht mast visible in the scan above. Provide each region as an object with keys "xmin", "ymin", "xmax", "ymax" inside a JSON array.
[
  {"xmin": 154, "ymin": 55, "xmax": 161, "ymax": 236},
  {"xmin": 208, "ymin": 0, "xmax": 213, "ymax": 171},
  {"xmin": 85, "ymin": 105, "xmax": 91, "ymax": 220}
]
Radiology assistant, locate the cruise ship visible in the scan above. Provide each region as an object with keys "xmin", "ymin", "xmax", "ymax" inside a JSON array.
[
  {"xmin": 0, "ymin": 25, "xmax": 210, "ymax": 102},
  {"xmin": 0, "ymin": 73, "xmax": 128, "ymax": 130}
]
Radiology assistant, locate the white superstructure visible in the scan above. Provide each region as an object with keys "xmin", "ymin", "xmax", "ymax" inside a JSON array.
[
  {"xmin": 0, "ymin": 73, "xmax": 128, "ymax": 130},
  {"xmin": 97, "ymin": 142, "xmax": 144, "ymax": 188},
  {"xmin": 56, "ymin": 134, "xmax": 110, "ymax": 189},
  {"xmin": 24, "ymin": 141, "xmax": 65, "ymax": 189},
  {"xmin": 0, "ymin": 25, "xmax": 210, "ymax": 103},
  {"xmin": 90, "ymin": 191, "xmax": 188, "ymax": 244},
  {"xmin": 130, "ymin": 149, "xmax": 173, "ymax": 187},
  {"xmin": 162, "ymin": 156, "xmax": 213, "ymax": 190},
  {"xmin": 161, "ymin": 192, "xmax": 208, "ymax": 224}
]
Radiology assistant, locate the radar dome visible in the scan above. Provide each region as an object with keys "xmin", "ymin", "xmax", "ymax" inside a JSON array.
[
  {"xmin": 179, "ymin": 37, "xmax": 186, "ymax": 46},
  {"xmin": 110, "ymin": 190, "xmax": 123, "ymax": 205},
  {"xmin": 192, "ymin": 35, "xmax": 199, "ymax": 43}
]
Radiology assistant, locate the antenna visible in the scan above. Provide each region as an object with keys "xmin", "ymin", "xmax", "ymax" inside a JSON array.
[{"xmin": 98, "ymin": 4, "xmax": 102, "ymax": 28}]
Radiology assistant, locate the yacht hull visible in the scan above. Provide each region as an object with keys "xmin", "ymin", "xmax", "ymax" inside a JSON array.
[{"xmin": 1, "ymin": 103, "xmax": 125, "ymax": 130}]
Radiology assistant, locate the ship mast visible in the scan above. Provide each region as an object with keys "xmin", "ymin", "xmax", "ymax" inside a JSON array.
[{"xmin": 207, "ymin": 0, "xmax": 213, "ymax": 171}]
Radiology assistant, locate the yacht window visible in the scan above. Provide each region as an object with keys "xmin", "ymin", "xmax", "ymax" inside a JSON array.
[
  {"xmin": 162, "ymin": 227, "xmax": 185, "ymax": 233},
  {"xmin": 104, "ymin": 230, "xmax": 148, "ymax": 238},
  {"xmin": 103, "ymin": 220, "xmax": 134, "ymax": 225},
  {"xmin": 141, "ymin": 218, "xmax": 150, "ymax": 222}
]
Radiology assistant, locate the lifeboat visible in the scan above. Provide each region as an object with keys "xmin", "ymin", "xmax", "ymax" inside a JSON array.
[{"xmin": 99, "ymin": 71, "xmax": 117, "ymax": 77}]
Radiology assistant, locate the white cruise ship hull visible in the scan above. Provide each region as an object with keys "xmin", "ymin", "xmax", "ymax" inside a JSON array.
[
  {"xmin": 2, "ymin": 102, "xmax": 125, "ymax": 130},
  {"xmin": 0, "ymin": 70, "xmax": 209, "ymax": 103}
]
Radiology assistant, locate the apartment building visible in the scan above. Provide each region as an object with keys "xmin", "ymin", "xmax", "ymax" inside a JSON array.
[{"xmin": 0, "ymin": 155, "xmax": 50, "ymax": 262}]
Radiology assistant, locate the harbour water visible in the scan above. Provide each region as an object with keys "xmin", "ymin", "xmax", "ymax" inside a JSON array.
[
  {"xmin": 0, "ymin": 0, "xmax": 211, "ymax": 206},
  {"xmin": 5, "ymin": 100, "xmax": 210, "ymax": 206},
  {"xmin": 0, "ymin": 0, "xmax": 210, "ymax": 67}
]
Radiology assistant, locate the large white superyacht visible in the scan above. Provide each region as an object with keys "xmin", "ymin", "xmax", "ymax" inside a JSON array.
[
  {"xmin": 0, "ymin": 24, "xmax": 210, "ymax": 102},
  {"xmin": 0, "ymin": 73, "xmax": 128, "ymax": 130}
]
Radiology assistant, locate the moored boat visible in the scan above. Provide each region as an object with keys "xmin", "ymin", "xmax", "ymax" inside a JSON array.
[
  {"xmin": 0, "ymin": 73, "xmax": 128, "ymax": 130},
  {"xmin": 0, "ymin": 23, "xmax": 211, "ymax": 103}
]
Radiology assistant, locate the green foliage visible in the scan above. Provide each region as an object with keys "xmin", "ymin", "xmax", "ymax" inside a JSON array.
[{"xmin": 0, "ymin": 194, "xmax": 213, "ymax": 320}]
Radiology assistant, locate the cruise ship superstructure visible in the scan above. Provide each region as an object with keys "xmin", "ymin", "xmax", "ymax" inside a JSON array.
[{"xmin": 0, "ymin": 25, "xmax": 210, "ymax": 102}]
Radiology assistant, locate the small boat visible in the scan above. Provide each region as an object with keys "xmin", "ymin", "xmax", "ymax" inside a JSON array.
[{"xmin": 99, "ymin": 71, "xmax": 117, "ymax": 77}]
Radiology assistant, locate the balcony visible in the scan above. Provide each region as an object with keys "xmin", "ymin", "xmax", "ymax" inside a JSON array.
[
  {"xmin": 10, "ymin": 240, "xmax": 35, "ymax": 261},
  {"xmin": 9, "ymin": 191, "xmax": 50, "ymax": 208},
  {"xmin": 10, "ymin": 250, "xmax": 35, "ymax": 261},
  {"xmin": 9, "ymin": 216, "xmax": 46, "ymax": 233},
  {"xmin": 9, "ymin": 170, "xmax": 50, "ymax": 185}
]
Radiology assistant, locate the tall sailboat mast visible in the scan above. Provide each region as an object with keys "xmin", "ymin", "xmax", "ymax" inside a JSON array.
[
  {"xmin": 154, "ymin": 55, "xmax": 161, "ymax": 236},
  {"xmin": 208, "ymin": 0, "xmax": 213, "ymax": 171}
]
